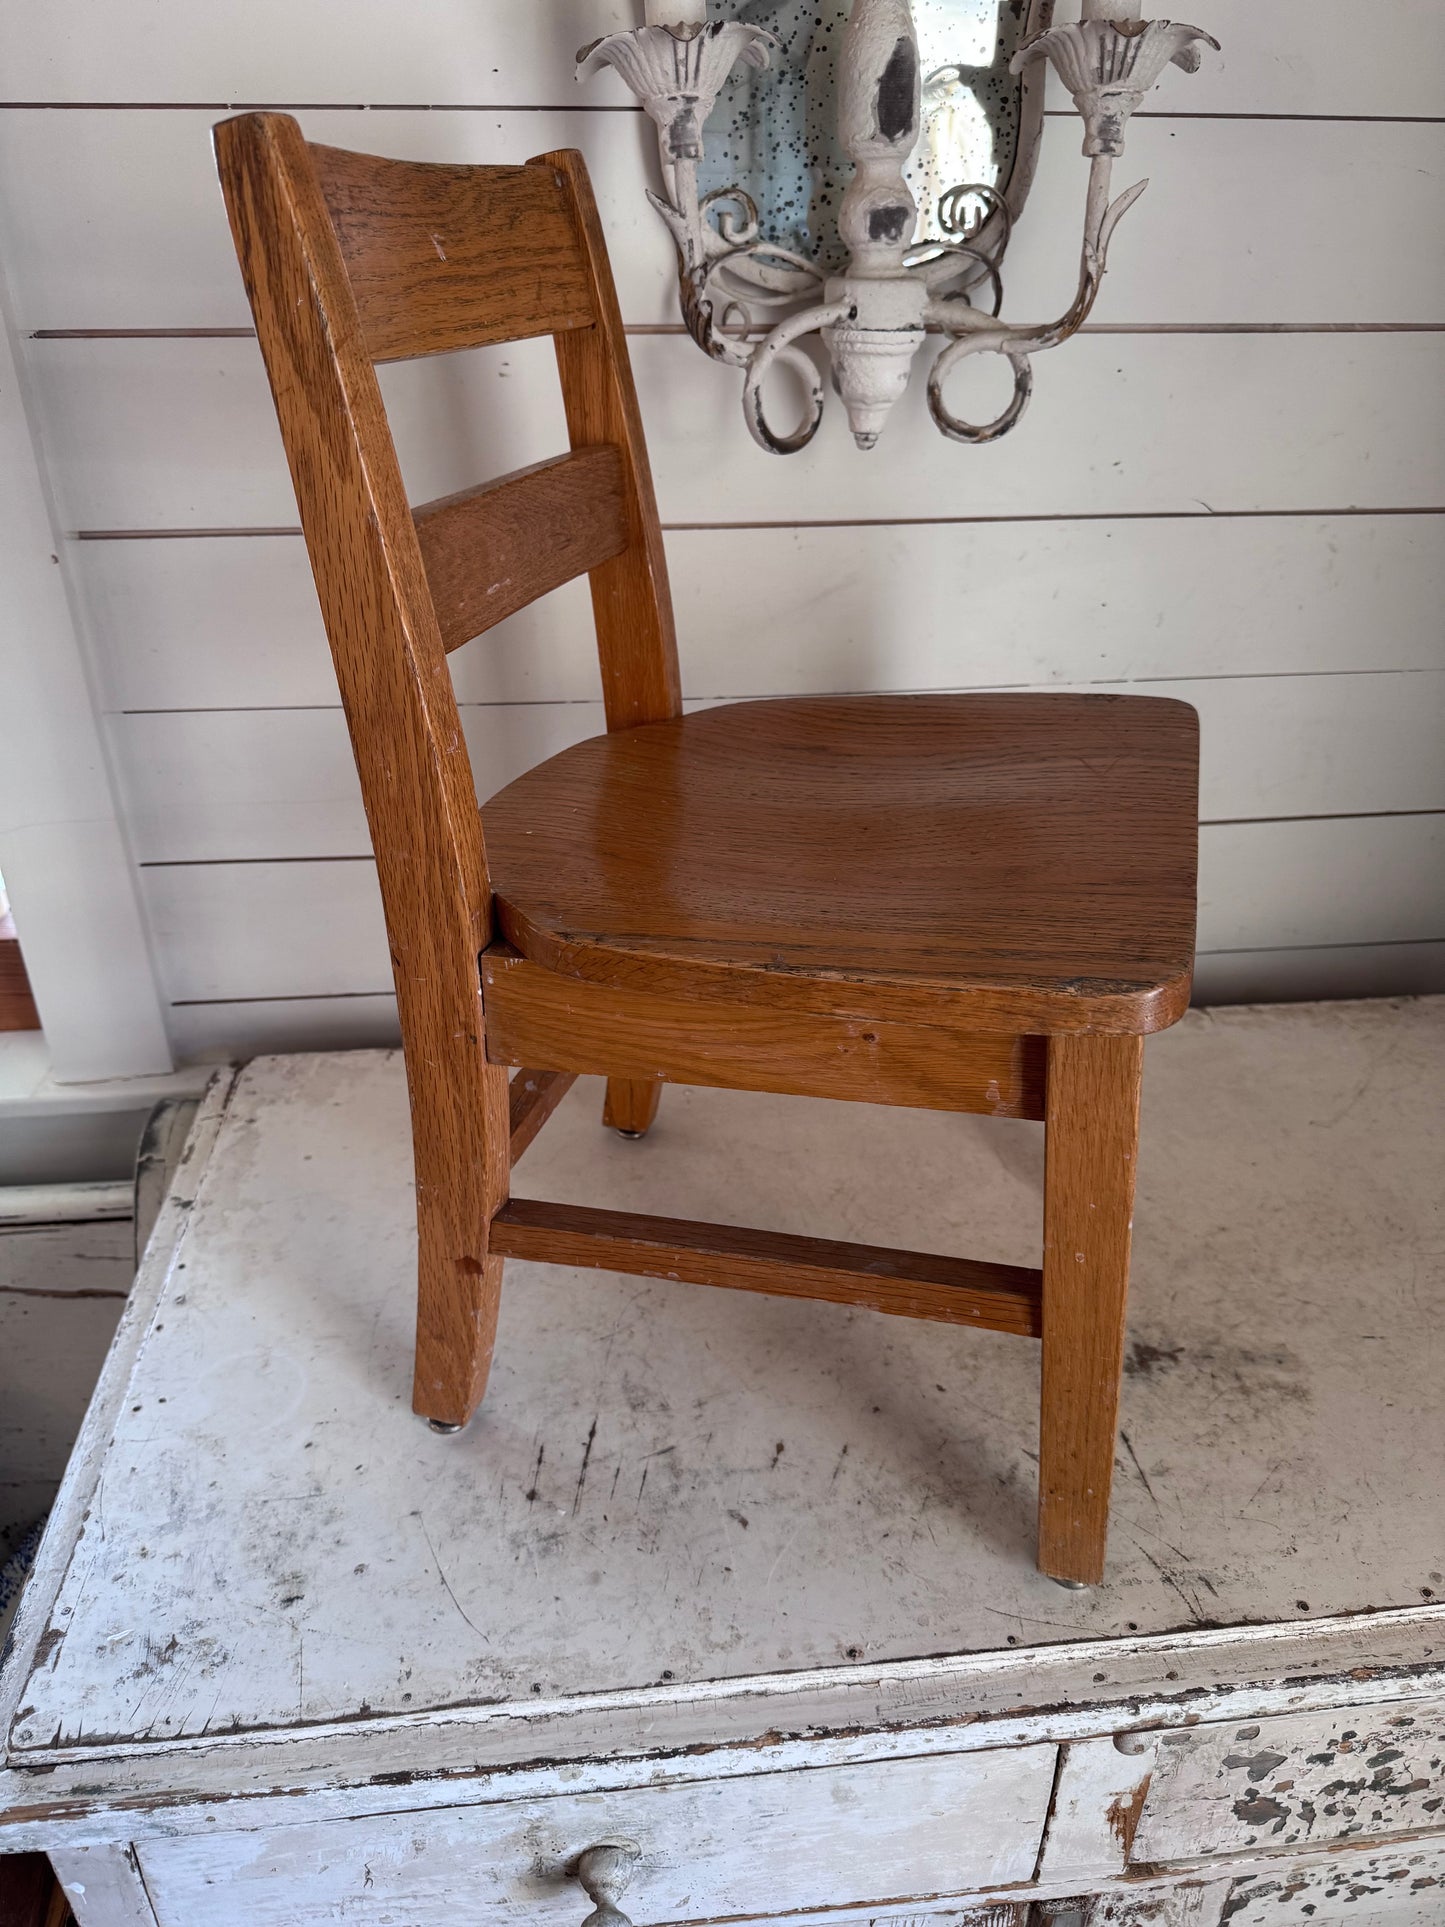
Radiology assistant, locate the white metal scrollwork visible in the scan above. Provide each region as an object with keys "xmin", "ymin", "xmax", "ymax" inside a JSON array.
[{"xmin": 580, "ymin": 1, "xmax": 1218, "ymax": 452}]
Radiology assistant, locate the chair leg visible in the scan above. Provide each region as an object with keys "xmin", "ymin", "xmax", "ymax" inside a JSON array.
[
  {"xmin": 1038, "ymin": 1032, "xmax": 1145, "ymax": 1586},
  {"xmin": 603, "ymin": 1077, "xmax": 662, "ymax": 1138},
  {"xmin": 411, "ymin": 1058, "xmax": 512, "ymax": 1431}
]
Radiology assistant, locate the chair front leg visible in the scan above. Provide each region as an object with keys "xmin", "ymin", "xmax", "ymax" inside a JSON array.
[
  {"xmin": 411, "ymin": 1057, "xmax": 512, "ymax": 1430},
  {"xmin": 1038, "ymin": 1031, "xmax": 1145, "ymax": 1586}
]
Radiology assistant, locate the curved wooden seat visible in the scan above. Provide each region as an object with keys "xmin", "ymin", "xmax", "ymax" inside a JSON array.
[{"xmin": 485, "ymin": 691, "xmax": 1199, "ymax": 1035}]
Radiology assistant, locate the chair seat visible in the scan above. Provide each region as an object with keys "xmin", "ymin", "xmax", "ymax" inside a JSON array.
[{"xmin": 483, "ymin": 692, "xmax": 1199, "ymax": 1034}]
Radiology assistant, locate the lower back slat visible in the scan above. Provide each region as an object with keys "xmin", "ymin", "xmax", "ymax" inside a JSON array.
[{"xmin": 414, "ymin": 445, "xmax": 628, "ymax": 652}]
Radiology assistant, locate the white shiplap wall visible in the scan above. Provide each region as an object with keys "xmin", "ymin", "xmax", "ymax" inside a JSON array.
[{"xmin": 0, "ymin": 0, "xmax": 1441, "ymax": 1063}]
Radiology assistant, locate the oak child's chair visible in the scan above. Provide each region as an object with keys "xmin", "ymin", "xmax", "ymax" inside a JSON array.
[{"xmin": 215, "ymin": 113, "xmax": 1198, "ymax": 1587}]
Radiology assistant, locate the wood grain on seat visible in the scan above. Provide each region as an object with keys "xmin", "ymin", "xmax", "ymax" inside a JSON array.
[{"xmin": 484, "ymin": 691, "xmax": 1199, "ymax": 1034}]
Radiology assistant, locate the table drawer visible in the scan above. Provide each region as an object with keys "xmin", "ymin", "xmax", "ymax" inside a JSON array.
[
  {"xmin": 137, "ymin": 1746, "xmax": 1058, "ymax": 1927},
  {"xmin": 1133, "ymin": 1698, "xmax": 1445, "ymax": 1865}
]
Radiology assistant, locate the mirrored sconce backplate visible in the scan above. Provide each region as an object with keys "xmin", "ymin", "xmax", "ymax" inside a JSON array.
[{"xmin": 696, "ymin": 0, "xmax": 1049, "ymax": 273}]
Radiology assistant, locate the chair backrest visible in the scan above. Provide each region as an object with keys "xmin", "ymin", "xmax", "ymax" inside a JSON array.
[{"xmin": 214, "ymin": 111, "xmax": 679, "ymax": 1105}]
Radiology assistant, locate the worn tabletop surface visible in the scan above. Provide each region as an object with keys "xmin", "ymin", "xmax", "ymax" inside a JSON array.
[{"xmin": 10, "ymin": 1000, "xmax": 1444, "ymax": 1754}]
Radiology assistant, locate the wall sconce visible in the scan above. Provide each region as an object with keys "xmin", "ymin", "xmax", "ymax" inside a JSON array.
[{"xmin": 579, "ymin": 0, "xmax": 1218, "ymax": 452}]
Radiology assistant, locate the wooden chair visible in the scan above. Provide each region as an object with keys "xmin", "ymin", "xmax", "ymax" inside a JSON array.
[{"xmin": 215, "ymin": 113, "xmax": 1198, "ymax": 1587}]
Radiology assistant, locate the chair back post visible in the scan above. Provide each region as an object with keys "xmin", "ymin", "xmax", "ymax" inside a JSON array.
[
  {"xmin": 215, "ymin": 112, "xmax": 506, "ymax": 1419},
  {"xmin": 544, "ymin": 147, "xmax": 682, "ymax": 730}
]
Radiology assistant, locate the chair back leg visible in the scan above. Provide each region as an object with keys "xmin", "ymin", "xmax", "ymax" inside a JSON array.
[
  {"xmin": 1037, "ymin": 1032, "xmax": 1145, "ymax": 1585},
  {"xmin": 603, "ymin": 1078, "xmax": 663, "ymax": 1139}
]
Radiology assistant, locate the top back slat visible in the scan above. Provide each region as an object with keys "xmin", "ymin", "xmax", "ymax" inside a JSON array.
[{"xmin": 311, "ymin": 143, "xmax": 597, "ymax": 362}]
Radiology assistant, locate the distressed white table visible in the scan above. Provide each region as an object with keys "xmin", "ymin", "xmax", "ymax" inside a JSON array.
[{"xmin": 2, "ymin": 1004, "xmax": 1443, "ymax": 1926}]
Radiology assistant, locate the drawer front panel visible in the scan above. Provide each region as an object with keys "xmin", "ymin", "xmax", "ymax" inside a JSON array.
[
  {"xmin": 1134, "ymin": 1698, "xmax": 1445, "ymax": 1864},
  {"xmin": 138, "ymin": 1746, "xmax": 1058, "ymax": 1926}
]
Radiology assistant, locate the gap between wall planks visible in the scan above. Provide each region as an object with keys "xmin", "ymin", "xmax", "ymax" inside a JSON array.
[{"xmin": 35, "ymin": 323, "xmax": 1445, "ymax": 337}]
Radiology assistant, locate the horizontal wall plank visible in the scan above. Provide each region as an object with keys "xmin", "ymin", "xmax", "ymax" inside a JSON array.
[
  {"xmin": 0, "ymin": 108, "xmax": 673, "ymax": 333},
  {"xmin": 108, "ymin": 674, "xmax": 1445, "ymax": 864},
  {"xmin": 32, "ymin": 333, "xmax": 1445, "ymax": 530},
  {"xmin": 75, "ymin": 531, "xmax": 597, "ymax": 711},
  {"xmin": 3, "ymin": 110, "xmax": 1441, "ymax": 330},
  {"xmin": 1198, "ymin": 815, "xmax": 1445, "ymax": 953},
  {"xmin": 1006, "ymin": 117, "xmax": 1445, "ymax": 325},
  {"xmin": 75, "ymin": 514, "xmax": 1445, "ymax": 714},
  {"xmin": 167, "ymin": 996, "xmax": 401, "ymax": 1062},
  {"xmin": 113, "ymin": 702, "xmax": 615, "ymax": 861},
  {"xmin": 0, "ymin": 0, "xmax": 641, "ymax": 108},
  {"xmin": 139, "ymin": 815, "xmax": 1445, "ymax": 1006},
  {"xmin": 1192, "ymin": 943, "xmax": 1445, "ymax": 1007},
  {"xmin": 0, "ymin": 1, "xmax": 1438, "ymax": 116},
  {"xmin": 146, "ymin": 858, "xmax": 392, "ymax": 1002}
]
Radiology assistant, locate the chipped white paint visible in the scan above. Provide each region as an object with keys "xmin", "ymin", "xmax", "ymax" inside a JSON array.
[
  {"xmin": 1216, "ymin": 1839, "xmax": 1445, "ymax": 1924},
  {"xmin": 1133, "ymin": 1699, "xmax": 1445, "ymax": 1863},
  {"xmin": 1022, "ymin": 20, "xmax": 1219, "ymax": 162},
  {"xmin": 49, "ymin": 1845, "xmax": 157, "ymax": 1927},
  {"xmin": 2, "ymin": 1012, "xmax": 1444, "ymax": 1922},
  {"xmin": 1084, "ymin": 1888, "xmax": 1230, "ymax": 1926},
  {"xmin": 1037, "ymin": 1733, "xmax": 1160, "ymax": 1885},
  {"xmin": 134, "ymin": 1748, "xmax": 1056, "ymax": 1926}
]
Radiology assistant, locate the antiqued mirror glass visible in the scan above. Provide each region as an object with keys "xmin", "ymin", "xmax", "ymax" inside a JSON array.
[{"xmin": 695, "ymin": 0, "xmax": 1053, "ymax": 274}]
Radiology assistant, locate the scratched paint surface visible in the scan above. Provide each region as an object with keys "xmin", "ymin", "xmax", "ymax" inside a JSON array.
[
  {"xmin": 1135, "ymin": 1701, "xmax": 1445, "ymax": 1863},
  {"xmin": 1220, "ymin": 1840, "xmax": 1445, "ymax": 1924},
  {"xmin": 10, "ymin": 999, "xmax": 1445, "ymax": 1750}
]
